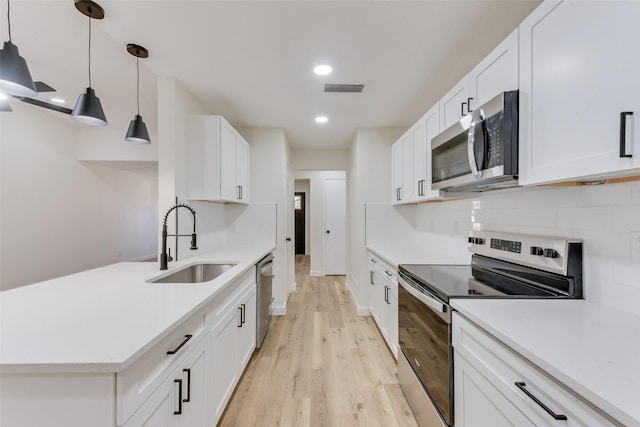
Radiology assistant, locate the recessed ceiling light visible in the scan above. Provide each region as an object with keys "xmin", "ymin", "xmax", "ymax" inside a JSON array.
[
  {"xmin": 50, "ymin": 98, "xmax": 65, "ymax": 104},
  {"xmin": 314, "ymin": 65, "xmax": 332, "ymax": 76},
  {"xmin": 315, "ymin": 116, "xmax": 328, "ymax": 124}
]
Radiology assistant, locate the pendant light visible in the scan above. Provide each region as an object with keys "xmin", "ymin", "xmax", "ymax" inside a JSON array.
[
  {"xmin": 0, "ymin": 0, "xmax": 37, "ymax": 97},
  {"xmin": 71, "ymin": 0, "xmax": 107, "ymax": 126},
  {"xmin": 124, "ymin": 44, "xmax": 151, "ymax": 144}
]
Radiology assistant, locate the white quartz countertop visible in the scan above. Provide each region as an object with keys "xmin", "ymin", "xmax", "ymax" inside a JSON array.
[
  {"xmin": 0, "ymin": 244, "xmax": 274, "ymax": 374},
  {"xmin": 366, "ymin": 244, "xmax": 470, "ymax": 268},
  {"xmin": 451, "ymin": 299, "xmax": 640, "ymax": 427}
]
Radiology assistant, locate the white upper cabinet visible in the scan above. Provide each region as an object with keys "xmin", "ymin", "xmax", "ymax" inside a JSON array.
[
  {"xmin": 440, "ymin": 29, "xmax": 519, "ymax": 132},
  {"xmin": 187, "ymin": 115, "xmax": 250, "ymax": 204},
  {"xmin": 413, "ymin": 104, "xmax": 441, "ymax": 201},
  {"xmin": 519, "ymin": 1, "xmax": 640, "ymax": 185},
  {"xmin": 468, "ymin": 29, "xmax": 518, "ymax": 109},
  {"xmin": 391, "ymin": 132, "xmax": 412, "ymax": 204},
  {"xmin": 440, "ymin": 77, "xmax": 471, "ymax": 131}
]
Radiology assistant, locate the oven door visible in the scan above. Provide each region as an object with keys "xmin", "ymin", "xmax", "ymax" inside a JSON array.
[{"xmin": 398, "ymin": 274, "xmax": 453, "ymax": 426}]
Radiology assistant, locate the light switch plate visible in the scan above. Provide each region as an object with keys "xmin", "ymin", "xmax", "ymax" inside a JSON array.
[{"xmin": 630, "ymin": 231, "xmax": 640, "ymax": 261}]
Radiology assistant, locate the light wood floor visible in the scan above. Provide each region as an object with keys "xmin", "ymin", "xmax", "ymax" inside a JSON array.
[{"xmin": 219, "ymin": 255, "xmax": 418, "ymax": 427}]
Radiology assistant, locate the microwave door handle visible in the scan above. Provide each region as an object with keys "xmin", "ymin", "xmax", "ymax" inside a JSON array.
[
  {"xmin": 399, "ymin": 277, "xmax": 446, "ymax": 314},
  {"xmin": 467, "ymin": 107, "xmax": 485, "ymax": 179}
]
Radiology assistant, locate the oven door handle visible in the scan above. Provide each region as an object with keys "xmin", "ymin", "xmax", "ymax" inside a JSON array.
[{"xmin": 399, "ymin": 276, "xmax": 446, "ymax": 314}]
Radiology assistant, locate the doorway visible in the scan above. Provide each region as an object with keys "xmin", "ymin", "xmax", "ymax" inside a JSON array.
[{"xmin": 294, "ymin": 192, "xmax": 306, "ymax": 255}]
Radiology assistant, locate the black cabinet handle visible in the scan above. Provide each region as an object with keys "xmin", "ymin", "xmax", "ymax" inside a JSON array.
[
  {"xmin": 620, "ymin": 111, "xmax": 633, "ymax": 158},
  {"xmin": 241, "ymin": 303, "xmax": 246, "ymax": 324},
  {"xmin": 167, "ymin": 335, "xmax": 192, "ymax": 355},
  {"xmin": 515, "ymin": 382, "xmax": 567, "ymax": 421},
  {"xmin": 238, "ymin": 307, "xmax": 243, "ymax": 327},
  {"xmin": 237, "ymin": 185, "xmax": 242, "ymax": 199},
  {"xmin": 174, "ymin": 379, "xmax": 183, "ymax": 415},
  {"xmin": 467, "ymin": 97, "xmax": 474, "ymax": 113},
  {"xmin": 370, "ymin": 271, "xmax": 374, "ymax": 285},
  {"xmin": 183, "ymin": 369, "xmax": 191, "ymax": 403},
  {"xmin": 461, "ymin": 101, "xmax": 467, "ymax": 116}
]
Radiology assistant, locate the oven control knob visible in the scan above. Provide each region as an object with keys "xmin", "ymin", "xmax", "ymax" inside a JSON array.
[
  {"xmin": 474, "ymin": 237, "xmax": 485, "ymax": 245},
  {"xmin": 530, "ymin": 246, "xmax": 544, "ymax": 256},
  {"xmin": 543, "ymin": 248, "xmax": 558, "ymax": 258}
]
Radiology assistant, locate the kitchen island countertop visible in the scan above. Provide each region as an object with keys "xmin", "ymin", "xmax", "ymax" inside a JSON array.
[
  {"xmin": 451, "ymin": 298, "xmax": 640, "ymax": 427},
  {"xmin": 0, "ymin": 243, "xmax": 274, "ymax": 374}
]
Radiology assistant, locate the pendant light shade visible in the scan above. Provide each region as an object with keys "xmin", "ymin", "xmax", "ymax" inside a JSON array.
[
  {"xmin": 125, "ymin": 43, "xmax": 150, "ymax": 144},
  {"xmin": 71, "ymin": 87, "xmax": 107, "ymax": 126},
  {"xmin": 71, "ymin": 0, "xmax": 107, "ymax": 126},
  {"xmin": 0, "ymin": 41, "xmax": 37, "ymax": 97},
  {"xmin": 0, "ymin": 0, "xmax": 37, "ymax": 97},
  {"xmin": 125, "ymin": 114, "xmax": 150, "ymax": 144}
]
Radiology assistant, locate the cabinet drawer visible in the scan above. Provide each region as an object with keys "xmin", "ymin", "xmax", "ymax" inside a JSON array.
[
  {"xmin": 452, "ymin": 313, "xmax": 618, "ymax": 427},
  {"xmin": 206, "ymin": 267, "xmax": 256, "ymax": 330},
  {"xmin": 116, "ymin": 307, "xmax": 207, "ymax": 426}
]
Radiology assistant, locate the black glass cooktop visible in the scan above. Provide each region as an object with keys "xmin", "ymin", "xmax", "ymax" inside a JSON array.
[{"xmin": 399, "ymin": 259, "xmax": 568, "ymax": 303}]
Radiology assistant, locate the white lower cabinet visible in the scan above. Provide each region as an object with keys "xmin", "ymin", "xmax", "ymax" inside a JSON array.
[
  {"xmin": 453, "ymin": 312, "xmax": 616, "ymax": 427},
  {"xmin": 368, "ymin": 252, "xmax": 398, "ymax": 358},
  {"xmin": 124, "ymin": 339, "xmax": 206, "ymax": 427}
]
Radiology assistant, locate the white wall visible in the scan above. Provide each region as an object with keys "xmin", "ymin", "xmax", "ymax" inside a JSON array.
[
  {"xmin": 294, "ymin": 179, "xmax": 310, "ymax": 254},
  {"xmin": 295, "ymin": 170, "xmax": 347, "ymax": 276},
  {"xmin": 0, "ymin": 103, "xmax": 158, "ymax": 291},
  {"xmin": 347, "ymin": 128, "xmax": 403, "ymax": 313},
  {"xmin": 291, "ymin": 148, "xmax": 349, "ymax": 171},
  {"xmin": 240, "ymin": 127, "xmax": 292, "ymax": 313},
  {"xmin": 76, "ymin": 128, "xmax": 158, "ymax": 162}
]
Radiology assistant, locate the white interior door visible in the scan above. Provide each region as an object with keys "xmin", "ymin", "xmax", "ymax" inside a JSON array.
[
  {"xmin": 286, "ymin": 161, "xmax": 295, "ymax": 293},
  {"xmin": 324, "ymin": 178, "xmax": 346, "ymax": 275}
]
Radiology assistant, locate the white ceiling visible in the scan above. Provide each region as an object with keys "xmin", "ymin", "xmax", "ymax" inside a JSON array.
[{"xmin": 3, "ymin": 0, "xmax": 540, "ymax": 149}]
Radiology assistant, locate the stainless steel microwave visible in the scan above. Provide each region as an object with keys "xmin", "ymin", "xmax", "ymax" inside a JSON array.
[{"xmin": 431, "ymin": 91, "xmax": 519, "ymax": 193}]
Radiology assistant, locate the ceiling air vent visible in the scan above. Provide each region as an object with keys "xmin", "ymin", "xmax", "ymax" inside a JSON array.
[{"xmin": 324, "ymin": 84, "xmax": 364, "ymax": 93}]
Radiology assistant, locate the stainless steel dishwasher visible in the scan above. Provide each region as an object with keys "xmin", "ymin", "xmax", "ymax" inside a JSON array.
[{"xmin": 256, "ymin": 253, "xmax": 274, "ymax": 348}]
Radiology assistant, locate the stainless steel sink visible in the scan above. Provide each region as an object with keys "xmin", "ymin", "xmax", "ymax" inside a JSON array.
[{"xmin": 148, "ymin": 263, "xmax": 236, "ymax": 283}]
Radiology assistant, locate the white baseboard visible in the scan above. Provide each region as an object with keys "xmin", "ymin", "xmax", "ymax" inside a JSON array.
[
  {"xmin": 272, "ymin": 306, "xmax": 287, "ymax": 316},
  {"xmin": 345, "ymin": 278, "xmax": 370, "ymax": 316},
  {"xmin": 309, "ymin": 270, "xmax": 324, "ymax": 277}
]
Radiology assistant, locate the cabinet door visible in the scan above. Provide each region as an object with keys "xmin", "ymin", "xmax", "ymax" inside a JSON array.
[
  {"xmin": 220, "ymin": 119, "xmax": 238, "ymax": 201},
  {"xmin": 209, "ymin": 310, "xmax": 238, "ymax": 424},
  {"xmin": 454, "ymin": 353, "xmax": 535, "ymax": 427},
  {"xmin": 175, "ymin": 343, "xmax": 206, "ymax": 427},
  {"xmin": 236, "ymin": 286, "xmax": 257, "ymax": 372},
  {"xmin": 440, "ymin": 76, "xmax": 470, "ymax": 130},
  {"xmin": 401, "ymin": 134, "xmax": 413, "ymax": 202},
  {"xmin": 386, "ymin": 283, "xmax": 398, "ymax": 359},
  {"xmin": 235, "ymin": 136, "xmax": 250, "ymax": 203},
  {"xmin": 391, "ymin": 139, "xmax": 404, "ymax": 204},
  {"xmin": 123, "ymin": 376, "xmax": 177, "ymax": 427},
  {"xmin": 519, "ymin": 0, "xmax": 640, "ymax": 185},
  {"xmin": 413, "ymin": 104, "xmax": 441, "ymax": 201},
  {"xmin": 468, "ymin": 29, "xmax": 518, "ymax": 110}
]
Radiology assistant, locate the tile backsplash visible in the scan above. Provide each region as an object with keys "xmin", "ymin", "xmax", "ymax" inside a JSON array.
[{"xmin": 415, "ymin": 181, "xmax": 640, "ymax": 316}]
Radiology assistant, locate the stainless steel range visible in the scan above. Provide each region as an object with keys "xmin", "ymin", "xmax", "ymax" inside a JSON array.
[{"xmin": 397, "ymin": 231, "xmax": 583, "ymax": 427}]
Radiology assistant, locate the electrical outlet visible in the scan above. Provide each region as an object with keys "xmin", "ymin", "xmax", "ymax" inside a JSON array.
[{"xmin": 630, "ymin": 231, "xmax": 640, "ymax": 261}]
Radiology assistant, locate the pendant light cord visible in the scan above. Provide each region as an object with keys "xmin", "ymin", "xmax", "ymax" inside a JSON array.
[
  {"xmin": 87, "ymin": 12, "xmax": 92, "ymax": 87},
  {"xmin": 7, "ymin": 0, "xmax": 11, "ymax": 42},
  {"xmin": 136, "ymin": 55, "xmax": 140, "ymax": 115}
]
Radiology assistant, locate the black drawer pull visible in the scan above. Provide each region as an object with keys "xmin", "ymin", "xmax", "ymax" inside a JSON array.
[
  {"xmin": 467, "ymin": 97, "xmax": 474, "ymax": 113},
  {"xmin": 461, "ymin": 101, "xmax": 467, "ymax": 116},
  {"xmin": 182, "ymin": 369, "xmax": 191, "ymax": 403},
  {"xmin": 174, "ymin": 379, "xmax": 183, "ymax": 415},
  {"xmin": 167, "ymin": 334, "xmax": 193, "ymax": 355},
  {"xmin": 241, "ymin": 303, "xmax": 246, "ymax": 325},
  {"xmin": 620, "ymin": 111, "xmax": 633, "ymax": 158},
  {"xmin": 515, "ymin": 382, "xmax": 567, "ymax": 421},
  {"xmin": 238, "ymin": 306, "xmax": 243, "ymax": 327}
]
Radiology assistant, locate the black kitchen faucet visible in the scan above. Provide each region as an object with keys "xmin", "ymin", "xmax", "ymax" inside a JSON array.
[{"xmin": 160, "ymin": 204, "xmax": 197, "ymax": 270}]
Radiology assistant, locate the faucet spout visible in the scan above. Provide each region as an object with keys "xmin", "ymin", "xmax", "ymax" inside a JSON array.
[{"xmin": 160, "ymin": 203, "xmax": 198, "ymax": 270}]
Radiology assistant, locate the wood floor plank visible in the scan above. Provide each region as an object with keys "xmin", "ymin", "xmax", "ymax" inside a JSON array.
[{"xmin": 218, "ymin": 255, "xmax": 418, "ymax": 427}]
